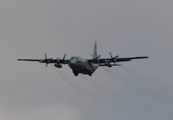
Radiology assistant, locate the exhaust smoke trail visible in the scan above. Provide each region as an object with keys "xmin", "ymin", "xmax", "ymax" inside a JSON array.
[
  {"xmin": 101, "ymin": 67, "xmax": 128, "ymax": 87},
  {"xmin": 50, "ymin": 65, "xmax": 94, "ymax": 96},
  {"xmin": 120, "ymin": 65, "xmax": 161, "ymax": 90},
  {"xmin": 120, "ymin": 65, "xmax": 173, "ymax": 103},
  {"xmin": 120, "ymin": 65, "xmax": 148, "ymax": 82},
  {"xmin": 79, "ymin": 75, "xmax": 126, "ymax": 104},
  {"xmin": 102, "ymin": 66, "xmax": 172, "ymax": 105},
  {"xmin": 79, "ymin": 75, "xmax": 116, "ymax": 95},
  {"xmin": 80, "ymin": 74, "xmax": 127, "ymax": 107},
  {"xmin": 50, "ymin": 65, "xmax": 118, "ymax": 107}
]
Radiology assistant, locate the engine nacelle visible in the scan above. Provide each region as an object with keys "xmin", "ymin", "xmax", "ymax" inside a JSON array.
[
  {"xmin": 105, "ymin": 62, "xmax": 112, "ymax": 67},
  {"xmin": 54, "ymin": 63, "xmax": 62, "ymax": 68}
]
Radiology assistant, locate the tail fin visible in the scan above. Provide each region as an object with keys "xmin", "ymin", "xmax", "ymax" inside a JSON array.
[{"xmin": 92, "ymin": 42, "xmax": 97, "ymax": 59}]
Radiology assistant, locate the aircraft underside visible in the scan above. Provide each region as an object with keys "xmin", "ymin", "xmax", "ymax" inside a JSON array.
[
  {"xmin": 72, "ymin": 68, "xmax": 94, "ymax": 76},
  {"xmin": 69, "ymin": 62, "xmax": 97, "ymax": 76}
]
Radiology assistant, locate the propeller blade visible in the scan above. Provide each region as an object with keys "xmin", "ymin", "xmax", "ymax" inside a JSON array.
[
  {"xmin": 44, "ymin": 53, "xmax": 47, "ymax": 59},
  {"xmin": 109, "ymin": 52, "xmax": 113, "ymax": 59},
  {"xmin": 44, "ymin": 53, "xmax": 49, "ymax": 67},
  {"xmin": 95, "ymin": 55, "xmax": 101, "ymax": 60},
  {"xmin": 63, "ymin": 54, "xmax": 66, "ymax": 60},
  {"xmin": 109, "ymin": 53, "xmax": 119, "ymax": 65},
  {"xmin": 114, "ymin": 55, "xmax": 119, "ymax": 59}
]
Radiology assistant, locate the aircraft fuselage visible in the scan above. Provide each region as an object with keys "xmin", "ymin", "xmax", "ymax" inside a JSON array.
[{"xmin": 68, "ymin": 56, "xmax": 98, "ymax": 76}]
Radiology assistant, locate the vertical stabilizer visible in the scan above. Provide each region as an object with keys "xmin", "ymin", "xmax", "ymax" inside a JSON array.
[{"xmin": 92, "ymin": 42, "xmax": 97, "ymax": 59}]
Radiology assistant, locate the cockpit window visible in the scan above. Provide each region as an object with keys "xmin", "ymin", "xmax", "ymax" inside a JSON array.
[
  {"xmin": 70, "ymin": 56, "xmax": 75, "ymax": 61},
  {"xmin": 70, "ymin": 57, "xmax": 74, "ymax": 60},
  {"xmin": 70, "ymin": 56, "xmax": 80, "ymax": 61}
]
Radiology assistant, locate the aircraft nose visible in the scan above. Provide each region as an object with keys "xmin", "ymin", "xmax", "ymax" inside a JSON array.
[{"xmin": 69, "ymin": 60, "xmax": 75, "ymax": 67}]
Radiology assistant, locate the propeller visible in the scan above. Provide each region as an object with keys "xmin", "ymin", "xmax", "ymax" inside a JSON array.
[
  {"xmin": 63, "ymin": 54, "xmax": 66, "ymax": 61},
  {"xmin": 44, "ymin": 53, "xmax": 53, "ymax": 67},
  {"xmin": 44, "ymin": 53, "xmax": 48, "ymax": 67},
  {"xmin": 57, "ymin": 54, "xmax": 67, "ymax": 64},
  {"xmin": 33, "ymin": 53, "xmax": 67, "ymax": 67},
  {"xmin": 62, "ymin": 54, "xmax": 67, "ymax": 64},
  {"xmin": 109, "ymin": 52, "xmax": 119, "ymax": 65},
  {"xmin": 91, "ymin": 55, "xmax": 101, "ymax": 64},
  {"xmin": 95, "ymin": 55, "xmax": 101, "ymax": 61},
  {"xmin": 44, "ymin": 53, "xmax": 47, "ymax": 60}
]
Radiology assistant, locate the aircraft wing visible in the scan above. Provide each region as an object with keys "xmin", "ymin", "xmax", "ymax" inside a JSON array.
[
  {"xmin": 18, "ymin": 58, "xmax": 55, "ymax": 63},
  {"xmin": 18, "ymin": 53, "xmax": 69, "ymax": 66},
  {"xmin": 18, "ymin": 58, "xmax": 69, "ymax": 67},
  {"xmin": 18, "ymin": 59, "xmax": 43, "ymax": 62},
  {"xmin": 113, "ymin": 56, "xmax": 149, "ymax": 62},
  {"xmin": 88, "ymin": 56, "xmax": 149, "ymax": 64},
  {"xmin": 17, "ymin": 58, "xmax": 69, "ymax": 63}
]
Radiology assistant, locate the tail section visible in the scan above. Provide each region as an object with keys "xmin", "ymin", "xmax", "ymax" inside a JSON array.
[
  {"xmin": 92, "ymin": 42, "xmax": 97, "ymax": 59},
  {"xmin": 90, "ymin": 42, "xmax": 100, "ymax": 76}
]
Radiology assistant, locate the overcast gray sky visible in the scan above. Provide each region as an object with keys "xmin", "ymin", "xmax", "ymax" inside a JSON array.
[{"xmin": 0, "ymin": 0, "xmax": 173, "ymax": 120}]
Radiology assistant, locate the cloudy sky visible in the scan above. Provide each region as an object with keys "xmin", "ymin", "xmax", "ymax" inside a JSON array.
[{"xmin": 0, "ymin": 0, "xmax": 173, "ymax": 120}]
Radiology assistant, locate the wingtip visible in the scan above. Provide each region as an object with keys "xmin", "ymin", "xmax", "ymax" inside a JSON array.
[{"xmin": 140, "ymin": 56, "xmax": 149, "ymax": 59}]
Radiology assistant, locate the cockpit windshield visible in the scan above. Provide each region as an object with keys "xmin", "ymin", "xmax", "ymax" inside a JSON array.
[
  {"xmin": 70, "ymin": 57, "xmax": 74, "ymax": 60},
  {"xmin": 70, "ymin": 56, "xmax": 80, "ymax": 61}
]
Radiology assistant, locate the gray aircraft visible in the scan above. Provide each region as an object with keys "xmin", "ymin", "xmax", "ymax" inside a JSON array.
[{"xmin": 18, "ymin": 42, "xmax": 148, "ymax": 76}]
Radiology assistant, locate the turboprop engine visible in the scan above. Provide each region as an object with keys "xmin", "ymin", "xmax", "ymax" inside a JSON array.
[
  {"xmin": 54, "ymin": 63, "xmax": 62, "ymax": 68},
  {"xmin": 104, "ymin": 62, "xmax": 112, "ymax": 67},
  {"xmin": 104, "ymin": 53, "xmax": 120, "ymax": 67}
]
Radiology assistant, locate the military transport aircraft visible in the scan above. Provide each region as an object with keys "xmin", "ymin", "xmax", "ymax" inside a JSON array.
[{"xmin": 18, "ymin": 42, "xmax": 148, "ymax": 76}]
